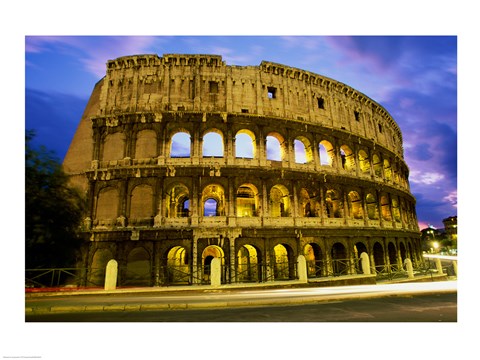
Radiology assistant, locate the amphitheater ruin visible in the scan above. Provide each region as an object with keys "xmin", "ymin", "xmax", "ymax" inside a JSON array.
[{"xmin": 63, "ymin": 53, "xmax": 421, "ymax": 287}]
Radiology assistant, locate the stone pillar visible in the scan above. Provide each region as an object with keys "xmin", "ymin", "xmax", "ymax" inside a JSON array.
[
  {"xmin": 104, "ymin": 259, "xmax": 118, "ymax": 291},
  {"xmin": 210, "ymin": 258, "xmax": 222, "ymax": 287},
  {"xmin": 297, "ymin": 255, "xmax": 308, "ymax": 283},
  {"xmin": 192, "ymin": 236, "xmax": 199, "ymax": 284},
  {"xmin": 452, "ymin": 261, "xmax": 458, "ymax": 276},
  {"xmin": 360, "ymin": 252, "xmax": 371, "ymax": 275}
]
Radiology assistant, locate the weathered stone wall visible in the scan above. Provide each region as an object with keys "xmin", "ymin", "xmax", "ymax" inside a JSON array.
[{"xmin": 64, "ymin": 54, "xmax": 421, "ymax": 288}]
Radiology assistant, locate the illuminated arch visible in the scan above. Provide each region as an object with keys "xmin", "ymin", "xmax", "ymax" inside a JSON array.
[
  {"xmin": 235, "ymin": 129, "xmax": 256, "ymax": 159},
  {"xmin": 319, "ymin": 140, "xmax": 334, "ymax": 166},
  {"xmin": 202, "ymin": 130, "xmax": 224, "ymax": 157},
  {"xmin": 294, "ymin": 136, "xmax": 313, "ymax": 164},
  {"xmin": 269, "ymin": 184, "xmax": 290, "ymax": 217},
  {"xmin": 236, "ymin": 184, "xmax": 259, "ymax": 217},
  {"xmin": 201, "ymin": 184, "xmax": 225, "ymax": 216},
  {"xmin": 266, "ymin": 132, "xmax": 286, "ymax": 161},
  {"xmin": 170, "ymin": 131, "xmax": 191, "ymax": 158},
  {"xmin": 165, "ymin": 183, "xmax": 190, "ymax": 218}
]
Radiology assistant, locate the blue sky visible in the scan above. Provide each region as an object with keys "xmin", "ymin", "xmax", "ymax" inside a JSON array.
[{"xmin": 25, "ymin": 35, "xmax": 457, "ymax": 229}]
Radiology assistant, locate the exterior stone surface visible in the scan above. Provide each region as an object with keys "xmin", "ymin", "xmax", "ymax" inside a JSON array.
[{"xmin": 63, "ymin": 54, "xmax": 421, "ymax": 287}]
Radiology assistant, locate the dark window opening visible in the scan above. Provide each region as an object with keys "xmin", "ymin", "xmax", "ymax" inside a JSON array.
[
  {"xmin": 354, "ymin": 111, "xmax": 360, "ymax": 121},
  {"xmin": 267, "ymin": 86, "xmax": 277, "ymax": 99},
  {"xmin": 241, "ymin": 109, "xmax": 249, "ymax": 113},
  {"xmin": 209, "ymin": 81, "xmax": 219, "ymax": 93},
  {"xmin": 317, "ymin": 97, "xmax": 325, "ymax": 109},
  {"xmin": 378, "ymin": 124, "xmax": 383, "ymax": 133}
]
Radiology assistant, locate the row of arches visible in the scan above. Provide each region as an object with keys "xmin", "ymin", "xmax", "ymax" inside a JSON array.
[
  {"xmin": 86, "ymin": 237, "xmax": 421, "ymax": 286},
  {"xmin": 99, "ymin": 127, "xmax": 408, "ymax": 188},
  {"xmin": 92, "ymin": 180, "xmax": 417, "ymax": 228}
]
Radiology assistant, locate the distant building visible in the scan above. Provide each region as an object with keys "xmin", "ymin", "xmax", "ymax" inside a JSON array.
[
  {"xmin": 443, "ymin": 216, "xmax": 458, "ymax": 241},
  {"xmin": 420, "ymin": 216, "xmax": 457, "ymax": 254}
]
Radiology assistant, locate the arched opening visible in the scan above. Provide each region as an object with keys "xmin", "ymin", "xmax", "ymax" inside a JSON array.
[
  {"xmin": 304, "ymin": 243, "xmax": 323, "ymax": 277},
  {"xmin": 269, "ymin": 184, "xmax": 290, "ymax": 217},
  {"xmin": 348, "ymin": 191, "xmax": 364, "ymax": 219},
  {"xmin": 381, "ymin": 195, "xmax": 392, "ymax": 221},
  {"xmin": 165, "ymin": 183, "xmax": 190, "ymax": 218},
  {"xmin": 298, "ymin": 188, "xmax": 318, "ymax": 217},
  {"xmin": 236, "ymin": 184, "xmax": 259, "ymax": 217},
  {"xmin": 319, "ymin": 140, "xmax": 334, "ymax": 166},
  {"xmin": 88, "ymin": 248, "xmax": 113, "ymax": 286},
  {"xmin": 358, "ymin": 150, "xmax": 370, "ymax": 174},
  {"xmin": 331, "ymin": 242, "xmax": 348, "ymax": 276},
  {"xmin": 103, "ymin": 132, "xmax": 125, "ymax": 161},
  {"xmin": 272, "ymin": 244, "xmax": 294, "ymax": 280},
  {"xmin": 354, "ymin": 242, "xmax": 368, "ymax": 273},
  {"xmin": 236, "ymin": 245, "xmax": 261, "ymax": 282},
  {"xmin": 201, "ymin": 184, "xmax": 225, "ymax": 217},
  {"xmin": 340, "ymin": 145, "xmax": 355, "ymax": 171},
  {"xmin": 266, "ymin": 133, "xmax": 286, "ymax": 161},
  {"xmin": 235, "ymin": 130, "xmax": 256, "ymax": 159},
  {"xmin": 135, "ymin": 129, "xmax": 157, "ymax": 159},
  {"xmin": 201, "ymin": 245, "xmax": 225, "ymax": 283},
  {"xmin": 392, "ymin": 198, "xmax": 401, "ymax": 222},
  {"xmin": 325, "ymin": 189, "xmax": 342, "ymax": 218},
  {"xmin": 399, "ymin": 242, "xmax": 407, "ymax": 264},
  {"xmin": 388, "ymin": 242, "xmax": 398, "ymax": 271},
  {"xmin": 294, "ymin": 136, "xmax": 313, "ymax": 164},
  {"xmin": 170, "ymin": 131, "xmax": 191, "ymax": 158},
  {"xmin": 373, "ymin": 242, "xmax": 385, "ymax": 273},
  {"xmin": 366, "ymin": 193, "xmax": 379, "ymax": 220},
  {"xmin": 96, "ymin": 187, "xmax": 119, "ymax": 226},
  {"xmin": 125, "ymin": 247, "xmax": 151, "ymax": 286},
  {"xmin": 203, "ymin": 131, "xmax": 224, "ymax": 157},
  {"xmin": 166, "ymin": 246, "xmax": 189, "ymax": 284},
  {"xmin": 373, "ymin": 154, "xmax": 382, "ymax": 177},
  {"xmin": 129, "ymin": 185, "xmax": 154, "ymax": 225},
  {"xmin": 384, "ymin": 159, "xmax": 392, "ymax": 180}
]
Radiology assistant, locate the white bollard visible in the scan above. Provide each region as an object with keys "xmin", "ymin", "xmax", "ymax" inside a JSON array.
[
  {"xmin": 297, "ymin": 255, "xmax": 308, "ymax": 283},
  {"xmin": 404, "ymin": 258, "xmax": 414, "ymax": 279},
  {"xmin": 435, "ymin": 258, "xmax": 444, "ymax": 275},
  {"xmin": 104, "ymin": 259, "xmax": 118, "ymax": 291},
  {"xmin": 210, "ymin": 257, "xmax": 222, "ymax": 287},
  {"xmin": 360, "ymin": 252, "xmax": 371, "ymax": 275}
]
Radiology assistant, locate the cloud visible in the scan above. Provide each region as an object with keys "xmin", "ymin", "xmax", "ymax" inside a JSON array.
[
  {"xmin": 409, "ymin": 171, "xmax": 445, "ymax": 185},
  {"xmin": 26, "ymin": 36, "xmax": 162, "ymax": 78}
]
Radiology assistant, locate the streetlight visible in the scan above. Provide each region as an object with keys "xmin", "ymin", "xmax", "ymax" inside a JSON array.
[{"xmin": 432, "ymin": 241, "xmax": 439, "ymax": 254}]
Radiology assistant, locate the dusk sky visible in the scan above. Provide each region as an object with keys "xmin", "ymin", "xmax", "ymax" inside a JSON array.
[{"xmin": 25, "ymin": 35, "xmax": 457, "ymax": 229}]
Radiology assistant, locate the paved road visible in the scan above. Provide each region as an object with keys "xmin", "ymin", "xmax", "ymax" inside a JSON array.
[{"xmin": 26, "ymin": 292, "xmax": 456, "ymax": 322}]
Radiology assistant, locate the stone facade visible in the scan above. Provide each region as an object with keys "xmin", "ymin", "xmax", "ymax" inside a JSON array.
[{"xmin": 63, "ymin": 54, "xmax": 421, "ymax": 287}]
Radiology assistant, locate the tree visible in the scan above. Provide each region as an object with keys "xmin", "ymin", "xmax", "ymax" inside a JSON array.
[{"xmin": 25, "ymin": 130, "xmax": 86, "ymax": 269}]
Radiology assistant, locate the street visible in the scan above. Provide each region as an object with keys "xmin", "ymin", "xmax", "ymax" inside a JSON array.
[
  {"xmin": 26, "ymin": 281, "xmax": 457, "ymax": 322},
  {"xmin": 26, "ymin": 292, "xmax": 456, "ymax": 322}
]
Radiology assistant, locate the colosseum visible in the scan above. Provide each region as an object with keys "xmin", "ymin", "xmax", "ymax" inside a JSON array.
[{"xmin": 63, "ymin": 53, "xmax": 421, "ymax": 287}]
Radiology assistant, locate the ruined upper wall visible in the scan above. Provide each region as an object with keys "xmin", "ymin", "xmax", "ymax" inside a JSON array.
[{"xmin": 96, "ymin": 53, "xmax": 403, "ymax": 156}]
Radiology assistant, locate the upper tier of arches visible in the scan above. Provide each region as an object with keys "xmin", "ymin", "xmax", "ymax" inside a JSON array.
[{"xmin": 93, "ymin": 122, "xmax": 411, "ymax": 191}]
